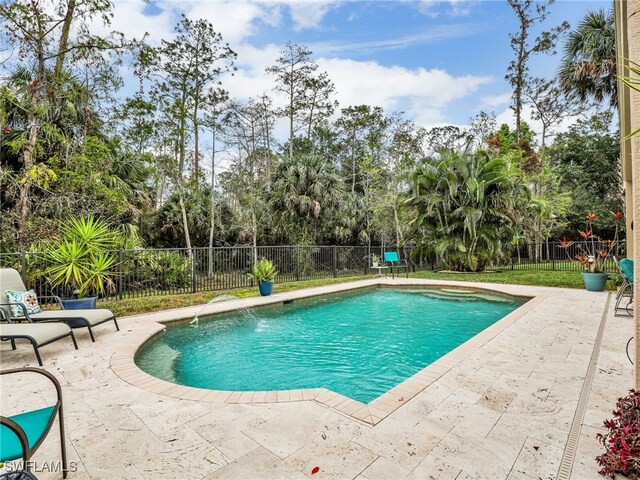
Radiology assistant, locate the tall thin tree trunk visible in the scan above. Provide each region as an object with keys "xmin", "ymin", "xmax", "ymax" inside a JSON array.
[
  {"xmin": 194, "ymin": 102, "xmax": 200, "ymax": 185},
  {"xmin": 208, "ymin": 123, "xmax": 216, "ymax": 277},
  {"xmin": 177, "ymin": 116, "xmax": 192, "ymax": 257},
  {"xmin": 54, "ymin": 0, "xmax": 76, "ymax": 76},
  {"xmin": 20, "ymin": 105, "xmax": 39, "ymax": 226},
  {"xmin": 289, "ymin": 64, "xmax": 294, "ymax": 160},
  {"xmin": 251, "ymin": 209, "xmax": 257, "ymax": 265},
  {"xmin": 178, "ymin": 183, "xmax": 192, "ymax": 253}
]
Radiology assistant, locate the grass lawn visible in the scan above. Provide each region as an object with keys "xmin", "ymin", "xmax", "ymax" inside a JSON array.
[
  {"xmin": 98, "ymin": 275, "xmax": 371, "ymax": 317},
  {"xmin": 409, "ymin": 269, "xmax": 619, "ymax": 290},
  {"xmin": 98, "ymin": 269, "xmax": 619, "ymax": 317}
]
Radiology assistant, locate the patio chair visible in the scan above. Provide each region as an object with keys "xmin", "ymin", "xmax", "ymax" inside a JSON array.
[
  {"xmin": 0, "ymin": 322, "xmax": 78, "ymax": 366},
  {"xmin": 1, "ymin": 367, "xmax": 68, "ymax": 479},
  {"xmin": 613, "ymin": 257, "xmax": 634, "ymax": 317},
  {"xmin": 383, "ymin": 251, "xmax": 409, "ymax": 279},
  {"xmin": 0, "ymin": 268, "xmax": 119, "ymax": 342}
]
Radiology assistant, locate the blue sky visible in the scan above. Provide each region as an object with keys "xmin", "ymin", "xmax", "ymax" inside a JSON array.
[{"xmin": 109, "ymin": 0, "xmax": 610, "ymax": 137}]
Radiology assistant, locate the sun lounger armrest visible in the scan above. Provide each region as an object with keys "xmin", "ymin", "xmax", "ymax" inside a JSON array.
[
  {"xmin": 1, "ymin": 367, "xmax": 63, "ymax": 404},
  {"xmin": 38, "ymin": 295, "xmax": 64, "ymax": 309},
  {"xmin": 0, "ymin": 302, "xmax": 34, "ymax": 322},
  {"xmin": 1, "ymin": 415, "xmax": 30, "ymax": 459}
]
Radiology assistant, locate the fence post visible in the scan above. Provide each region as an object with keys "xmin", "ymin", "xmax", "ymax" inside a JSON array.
[
  {"xmin": 333, "ymin": 246, "xmax": 337, "ymax": 278},
  {"xmin": 118, "ymin": 250, "xmax": 124, "ymax": 300},
  {"xmin": 296, "ymin": 245, "xmax": 300, "ymax": 281},
  {"xmin": 191, "ymin": 248, "xmax": 197, "ymax": 293},
  {"xmin": 20, "ymin": 252, "xmax": 26, "ymax": 285}
]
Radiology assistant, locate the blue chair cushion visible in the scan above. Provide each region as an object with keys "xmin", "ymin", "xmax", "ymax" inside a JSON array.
[
  {"xmin": 1, "ymin": 406, "xmax": 56, "ymax": 462},
  {"xmin": 384, "ymin": 252, "xmax": 399, "ymax": 262},
  {"xmin": 619, "ymin": 259, "xmax": 634, "ymax": 283}
]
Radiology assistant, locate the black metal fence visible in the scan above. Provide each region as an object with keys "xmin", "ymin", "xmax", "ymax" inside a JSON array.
[
  {"xmin": 0, "ymin": 245, "xmax": 397, "ymax": 300},
  {"xmin": 0, "ymin": 241, "xmax": 623, "ymax": 301},
  {"xmin": 508, "ymin": 240, "xmax": 625, "ymax": 273}
]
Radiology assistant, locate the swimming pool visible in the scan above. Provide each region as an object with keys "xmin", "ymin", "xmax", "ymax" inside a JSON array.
[{"xmin": 135, "ymin": 287, "xmax": 525, "ymax": 403}]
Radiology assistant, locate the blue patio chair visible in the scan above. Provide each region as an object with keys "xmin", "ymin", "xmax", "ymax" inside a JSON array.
[
  {"xmin": 383, "ymin": 251, "xmax": 409, "ymax": 279},
  {"xmin": 614, "ymin": 257, "xmax": 634, "ymax": 317},
  {"xmin": 1, "ymin": 368, "xmax": 68, "ymax": 479}
]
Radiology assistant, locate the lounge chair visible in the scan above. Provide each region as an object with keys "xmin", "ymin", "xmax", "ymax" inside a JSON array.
[
  {"xmin": 383, "ymin": 251, "xmax": 409, "ymax": 279},
  {"xmin": 0, "ymin": 268, "xmax": 119, "ymax": 342},
  {"xmin": 0, "ymin": 322, "xmax": 78, "ymax": 366},
  {"xmin": 1, "ymin": 367, "xmax": 69, "ymax": 478},
  {"xmin": 614, "ymin": 257, "xmax": 634, "ymax": 317}
]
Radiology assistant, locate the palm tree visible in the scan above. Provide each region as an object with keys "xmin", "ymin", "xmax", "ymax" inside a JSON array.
[
  {"xmin": 405, "ymin": 149, "xmax": 528, "ymax": 272},
  {"xmin": 269, "ymin": 155, "xmax": 346, "ymax": 244},
  {"xmin": 558, "ymin": 9, "xmax": 617, "ymax": 107}
]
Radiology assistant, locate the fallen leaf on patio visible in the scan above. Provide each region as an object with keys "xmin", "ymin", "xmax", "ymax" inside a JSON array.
[
  {"xmin": 312, "ymin": 466, "xmax": 320, "ymax": 474},
  {"xmin": 398, "ymin": 396, "xmax": 405, "ymax": 402},
  {"xmin": 321, "ymin": 433, "xmax": 327, "ymax": 440}
]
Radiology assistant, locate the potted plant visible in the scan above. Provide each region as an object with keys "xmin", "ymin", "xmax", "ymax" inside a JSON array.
[
  {"xmin": 596, "ymin": 389, "xmax": 640, "ymax": 478},
  {"xmin": 45, "ymin": 217, "xmax": 118, "ymax": 309},
  {"xmin": 371, "ymin": 254, "xmax": 380, "ymax": 267},
  {"xmin": 559, "ymin": 212, "xmax": 620, "ymax": 292},
  {"xmin": 247, "ymin": 258, "xmax": 277, "ymax": 296}
]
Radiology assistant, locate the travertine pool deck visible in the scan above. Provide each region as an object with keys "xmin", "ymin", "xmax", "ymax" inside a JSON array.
[{"xmin": 0, "ymin": 278, "xmax": 635, "ymax": 480}]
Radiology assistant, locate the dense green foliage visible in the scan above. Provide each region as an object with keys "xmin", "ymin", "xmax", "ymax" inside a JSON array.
[
  {"xmin": 548, "ymin": 111, "xmax": 623, "ymax": 238},
  {"xmin": 0, "ymin": 1, "xmax": 624, "ymax": 274},
  {"xmin": 559, "ymin": 8, "xmax": 617, "ymax": 107},
  {"xmin": 406, "ymin": 150, "xmax": 528, "ymax": 271}
]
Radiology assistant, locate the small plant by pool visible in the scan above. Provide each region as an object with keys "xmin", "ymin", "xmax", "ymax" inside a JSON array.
[{"xmin": 135, "ymin": 287, "xmax": 526, "ymax": 403}]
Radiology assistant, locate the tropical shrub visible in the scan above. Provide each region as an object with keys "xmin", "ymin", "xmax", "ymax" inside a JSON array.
[
  {"xmin": 116, "ymin": 249, "xmax": 192, "ymax": 291},
  {"xmin": 270, "ymin": 155, "xmax": 346, "ymax": 245},
  {"xmin": 405, "ymin": 149, "xmax": 528, "ymax": 272},
  {"xmin": 45, "ymin": 217, "xmax": 120, "ymax": 297},
  {"xmin": 247, "ymin": 258, "xmax": 277, "ymax": 283},
  {"xmin": 596, "ymin": 389, "xmax": 640, "ymax": 478}
]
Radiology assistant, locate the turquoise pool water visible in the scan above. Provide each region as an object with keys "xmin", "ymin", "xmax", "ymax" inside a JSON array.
[{"xmin": 136, "ymin": 288, "xmax": 525, "ymax": 403}]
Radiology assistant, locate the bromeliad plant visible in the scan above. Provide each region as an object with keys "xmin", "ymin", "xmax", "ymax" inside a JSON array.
[
  {"xmin": 596, "ymin": 389, "xmax": 640, "ymax": 478},
  {"xmin": 247, "ymin": 258, "xmax": 277, "ymax": 284},
  {"xmin": 559, "ymin": 212, "xmax": 621, "ymax": 273}
]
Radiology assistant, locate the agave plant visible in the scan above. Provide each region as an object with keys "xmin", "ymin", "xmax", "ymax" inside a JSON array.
[{"xmin": 45, "ymin": 217, "xmax": 119, "ymax": 297}]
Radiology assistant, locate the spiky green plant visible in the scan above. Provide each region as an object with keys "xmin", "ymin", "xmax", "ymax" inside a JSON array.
[
  {"xmin": 45, "ymin": 217, "xmax": 119, "ymax": 297},
  {"xmin": 247, "ymin": 258, "xmax": 277, "ymax": 283}
]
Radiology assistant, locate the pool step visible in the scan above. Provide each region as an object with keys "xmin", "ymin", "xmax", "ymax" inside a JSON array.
[{"xmin": 402, "ymin": 288, "xmax": 512, "ymax": 304}]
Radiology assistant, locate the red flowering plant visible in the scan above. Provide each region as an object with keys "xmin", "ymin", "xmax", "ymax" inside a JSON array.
[
  {"xmin": 559, "ymin": 212, "xmax": 622, "ymax": 273},
  {"xmin": 596, "ymin": 389, "xmax": 640, "ymax": 478}
]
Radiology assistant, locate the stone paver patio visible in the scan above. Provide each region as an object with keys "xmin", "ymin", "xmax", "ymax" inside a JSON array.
[{"xmin": 0, "ymin": 278, "xmax": 635, "ymax": 480}]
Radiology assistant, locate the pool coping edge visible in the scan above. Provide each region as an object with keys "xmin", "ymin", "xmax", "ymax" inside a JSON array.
[{"xmin": 110, "ymin": 278, "xmax": 547, "ymax": 425}]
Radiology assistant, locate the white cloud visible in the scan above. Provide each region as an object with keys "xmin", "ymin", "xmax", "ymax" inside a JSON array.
[
  {"xmin": 417, "ymin": 0, "xmax": 479, "ymax": 17},
  {"xmin": 159, "ymin": 0, "xmax": 278, "ymax": 44},
  {"xmin": 105, "ymin": 0, "xmax": 338, "ymax": 48},
  {"xmin": 310, "ymin": 23, "xmax": 487, "ymax": 56},
  {"xmin": 480, "ymin": 92, "xmax": 512, "ymax": 108},
  {"xmin": 319, "ymin": 58, "xmax": 491, "ymax": 111},
  {"xmin": 286, "ymin": 1, "xmax": 337, "ymax": 31}
]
